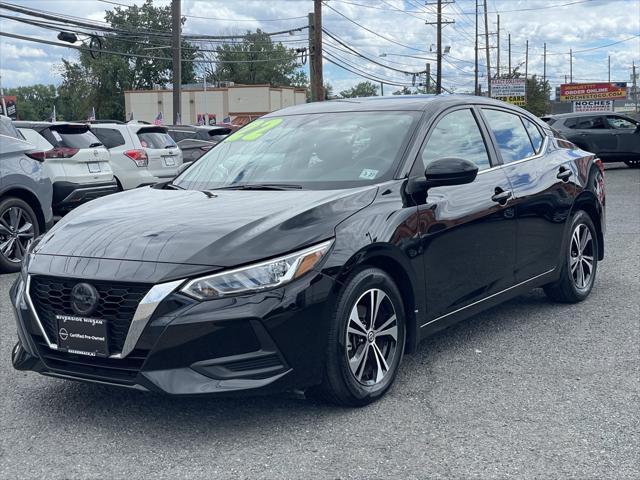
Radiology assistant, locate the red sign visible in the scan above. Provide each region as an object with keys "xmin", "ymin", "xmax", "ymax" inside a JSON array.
[{"xmin": 559, "ymin": 82, "xmax": 627, "ymax": 101}]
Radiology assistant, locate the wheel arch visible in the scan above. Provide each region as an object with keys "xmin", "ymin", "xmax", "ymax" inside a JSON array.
[
  {"xmin": 0, "ymin": 187, "xmax": 46, "ymax": 233},
  {"xmin": 334, "ymin": 244, "xmax": 421, "ymax": 354}
]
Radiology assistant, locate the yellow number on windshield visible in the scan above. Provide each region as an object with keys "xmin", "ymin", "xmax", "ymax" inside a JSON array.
[{"xmin": 225, "ymin": 118, "xmax": 283, "ymax": 142}]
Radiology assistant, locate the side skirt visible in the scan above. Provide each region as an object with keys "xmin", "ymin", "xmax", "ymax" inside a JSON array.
[{"xmin": 418, "ymin": 268, "xmax": 556, "ymax": 339}]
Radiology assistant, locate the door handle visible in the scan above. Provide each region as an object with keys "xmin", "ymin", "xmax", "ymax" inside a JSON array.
[
  {"xmin": 557, "ymin": 168, "xmax": 573, "ymax": 181},
  {"xmin": 491, "ymin": 188, "xmax": 512, "ymax": 204}
]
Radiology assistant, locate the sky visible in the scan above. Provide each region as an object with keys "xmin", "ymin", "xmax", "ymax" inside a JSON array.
[{"xmin": 0, "ymin": 0, "xmax": 639, "ymax": 96}]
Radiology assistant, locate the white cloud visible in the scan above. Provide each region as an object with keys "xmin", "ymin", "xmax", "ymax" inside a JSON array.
[{"xmin": 0, "ymin": 43, "xmax": 48, "ymax": 60}]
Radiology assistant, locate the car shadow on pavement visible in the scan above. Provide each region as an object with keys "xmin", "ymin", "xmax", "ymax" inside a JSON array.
[{"xmin": 17, "ymin": 287, "xmax": 573, "ymax": 439}]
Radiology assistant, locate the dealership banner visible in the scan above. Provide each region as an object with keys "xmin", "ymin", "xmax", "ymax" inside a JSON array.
[
  {"xmin": 490, "ymin": 78, "xmax": 526, "ymax": 106},
  {"xmin": 0, "ymin": 95, "xmax": 17, "ymax": 119},
  {"xmin": 572, "ymin": 100, "xmax": 614, "ymax": 113},
  {"xmin": 560, "ymin": 82, "xmax": 626, "ymax": 101}
]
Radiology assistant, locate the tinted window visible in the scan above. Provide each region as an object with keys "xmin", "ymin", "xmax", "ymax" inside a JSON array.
[
  {"xmin": 523, "ymin": 118, "xmax": 544, "ymax": 153},
  {"xmin": 137, "ymin": 131, "xmax": 177, "ymax": 149},
  {"xmin": 605, "ymin": 115, "xmax": 637, "ymax": 129},
  {"xmin": 421, "ymin": 109, "xmax": 491, "ymax": 171},
  {"xmin": 541, "ymin": 117, "xmax": 556, "ymax": 126},
  {"xmin": 92, "ymin": 128, "xmax": 126, "ymax": 149},
  {"xmin": 174, "ymin": 111, "xmax": 421, "ymax": 190},
  {"xmin": 568, "ymin": 116, "xmax": 606, "ymax": 130},
  {"xmin": 482, "ymin": 109, "xmax": 535, "ymax": 163},
  {"xmin": 43, "ymin": 126, "xmax": 103, "ymax": 148}
]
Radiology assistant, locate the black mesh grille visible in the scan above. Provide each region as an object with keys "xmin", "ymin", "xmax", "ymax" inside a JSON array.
[
  {"xmin": 223, "ymin": 354, "xmax": 283, "ymax": 372},
  {"xmin": 29, "ymin": 276, "xmax": 151, "ymax": 354}
]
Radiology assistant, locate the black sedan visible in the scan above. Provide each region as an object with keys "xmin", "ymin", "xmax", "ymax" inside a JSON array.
[
  {"xmin": 167, "ymin": 125, "xmax": 232, "ymax": 163},
  {"xmin": 11, "ymin": 96, "xmax": 605, "ymax": 406},
  {"xmin": 543, "ymin": 112, "xmax": 640, "ymax": 167}
]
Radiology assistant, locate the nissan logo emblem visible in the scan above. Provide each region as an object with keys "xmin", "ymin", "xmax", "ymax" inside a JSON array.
[
  {"xmin": 59, "ymin": 328, "xmax": 69, "ymax": 341},
  {"xmin": 70, "ymin": 282, "xmax": 99, "ymax": 316}
]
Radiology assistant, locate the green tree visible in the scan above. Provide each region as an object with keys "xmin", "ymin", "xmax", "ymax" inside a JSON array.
[
  {"xmin": 4, "ymin": 84, "xmax": 57, "ymax": 120},
  {"xmin": 203, "ymin": 30, "xmax": 307, "ymax": 87},
  {"xmin": 57, "ymin": 0, "xmax": 197, "ymax": 120},
  {"xmin": 339, "ymin": 81, "xmax": 379, "ymax": 98}
]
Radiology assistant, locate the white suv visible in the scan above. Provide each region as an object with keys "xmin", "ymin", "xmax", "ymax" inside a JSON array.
[
  {"xmin": 15, "ymin": 122, "xmax": 117, "ymax": 214},
  {"xmin": 91, "ymin": 123, "xmax": 183, "ymax": 190}
]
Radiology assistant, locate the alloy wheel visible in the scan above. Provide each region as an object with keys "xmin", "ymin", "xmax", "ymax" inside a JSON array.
[
  {"xmin": 346, "ymin": 288, "xmax": 399, "ymax": 386},
  {"xmin": 0, "ymin": 206, "xmax": 35, "ymax": 263},
  {"xmin": 570, "ymin": 223, "xmax": 594, "ymax": 290}
]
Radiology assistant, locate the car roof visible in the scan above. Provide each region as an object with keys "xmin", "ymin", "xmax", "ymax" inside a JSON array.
[
  {"xmin": 91, "ymin": 123, "xmax": 168, "ymax": 133},
  {"xmin": 13, "ymin": 121, "xmax": 88, "ymax": 128},
  {"xmin": 264, "ymin": 94, "xmax": 535, "ymax": 116},
  {"xmin": 546, "ymin": 111, "xmax": 629, "ymax": 119}
]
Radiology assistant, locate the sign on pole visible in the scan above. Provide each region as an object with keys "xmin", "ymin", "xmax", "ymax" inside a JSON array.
[
  {"xmin": 572, "ymin": 100, "xmax": 614, "ymax": 113},
  {"xmin": 559, "ymin": 82, "xmax": 626, "ymax": 101},
  {"xmin": 490, "ymin": 78, "xmax": 526, "ymax": 106},
  {"xmin": 0, "ymin": 95, "xmax": 17, "ymax": 119}
]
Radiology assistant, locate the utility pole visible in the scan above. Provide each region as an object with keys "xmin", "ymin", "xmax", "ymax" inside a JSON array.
[
  {"xmin": 380, "ymin": 82, "xmax": 384, "ymax": 96},
  {"xmin": 426, "ymin": 0, "xmax": 454, "ymax": 94},
  {"xmin": 633, "ymin": 61, "xmax": 638, "ymax": 113},
  {"xmin": 496, "ymin": 14, "xmax": 500, "ymax": 77},
  {"xmin": 524, "ymin": 39, "xmax": 528, "ymax": 82},
  {"xmin": 0, "ymin": 74, "xmax": 6, "ymax": 117},
  {"xmin": 474, "ymin": 0, "xmax": 479, "ymax": 94},
  {"xmin": 171, "ymin": 0, "xmax": 181, "ymax": 125},
  {"xmin": 569, "ymin": 48, "xmax": 573, "ymax": 83},
  {"xmin": 483, "ymin": 0, "xmax": 491, "ymax": 95},
  {"xmin": 308, "ymin": 0, "xmax": 324, "ymax": 102},
  {"xmin": 508, "ymin": 33, "xmax": 511, "ymax": 75},
  {"xmin": 608, "ymin": 55, "xmax": 611, "ymax": 83},
  {"xmin": 543, "ymin": 43, "xmax": 547, "ymax": 84},
  {"xmin": 426, "ymin": 63, "xmax": 431, "ymax": 93}
]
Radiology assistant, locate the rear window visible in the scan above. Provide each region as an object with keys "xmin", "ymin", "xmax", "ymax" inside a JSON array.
[
  {"xmin": 42, "ymin": 126, "xmax": 103, "ymax": 149},
  {"xmin": 137, "ymin": 130, "xmax": 177, "ymax": 149},
  {"xmin": 168, "ymin": 130, "xmax": 196, "ymax": 142},
  {"xmin": 92, "ymin": 128, "xmax": 126, "ymax": 149}
]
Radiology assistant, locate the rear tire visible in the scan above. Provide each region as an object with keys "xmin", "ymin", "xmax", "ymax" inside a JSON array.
[
  {"xmin": 0, "ymin": 197, "xmax": 40, "ymax": 273},
  {"xmin": 544, "ymin": 210, "xmax": 598, "ymax": 303},
  {"xmin": 624, "ymin": 159, "xmax": 640, "ymax": 168},
  {"xmin": 315, "ymin": 267, "xmax": 406, "ymax": 407}
]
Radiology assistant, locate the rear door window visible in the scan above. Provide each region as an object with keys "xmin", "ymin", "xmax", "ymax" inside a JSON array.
[
  {"xmin": 137, "ymin": 130, "xmax": 177, "ymax": 149},
  {"xmin": 482, "ymin": 109, "xmax": 535, "ymax": 163},
  {"xmin": 605, "ymin": 115, "xmax": 637, "ymax": 129},
  {"xmin": 523, "ymin": 118, "xmax": 544, "ymax": 153},
  {"xmin": 43, "ymin": 126, "xmax": 103, "ymax": 149},
  {"xmin": 92, "ymin": 128, "xmax": 126, "ymax": 149}
]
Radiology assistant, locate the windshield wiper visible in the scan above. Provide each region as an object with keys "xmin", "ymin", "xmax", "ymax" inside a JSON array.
[
  {"xmin": 164, "ymin": 182, "xmax": 185, "ymax": 190},
  {"xmin": 88, "ymin": 142, "xmax": 103, "ymax": 148},
  {"xmin": 214, "ymin": 183, "xmax": 303, "ymax": 191}
]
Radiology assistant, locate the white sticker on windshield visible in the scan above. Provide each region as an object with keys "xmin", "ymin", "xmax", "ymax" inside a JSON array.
[
  {"xmin": 52, "ymin": 130, "xmax": 62, "ymax": 142},
  {"xmin": 359, "ymin": 169, "xmax": 379, "ymax": 180}
]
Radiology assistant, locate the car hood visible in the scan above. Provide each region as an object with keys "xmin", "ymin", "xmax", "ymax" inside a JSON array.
[{"xmin": 34, "ymin": 185, "xmax": 377, "ymax": 267}]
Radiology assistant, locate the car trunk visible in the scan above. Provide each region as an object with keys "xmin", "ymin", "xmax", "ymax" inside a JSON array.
[{"xmin": 137, "ymin": 127, "xmax": 182, "ymax": 179}]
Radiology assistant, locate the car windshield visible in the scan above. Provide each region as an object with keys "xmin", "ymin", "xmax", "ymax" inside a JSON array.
[{"xmin": 173, "ymin": 111, "xmax": 420, "ymax": 190}]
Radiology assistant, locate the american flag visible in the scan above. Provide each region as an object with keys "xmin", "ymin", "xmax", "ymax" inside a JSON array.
[
  {"xmin": 154, "ymin": 111, "xmax": 164, "ymax": 125},
  {"xmin": 87, "ymin": 107, "xmax": 96, "ymax": 121}
]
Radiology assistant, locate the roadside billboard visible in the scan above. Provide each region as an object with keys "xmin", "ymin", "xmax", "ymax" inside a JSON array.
[
  {"xmin": 572, "ymin": 100, "xmax": 614, "ymax": 113},
  {"xmin": 0, "ymin": 95, "xmax": 17, "ymax": 119},
  {"xmin": 491, "ymin": 78, "xmax": 526, "ymax": 106},
  {"xmin": 560, "ymin": 82, "xmax": 626, "ymax": 101}
]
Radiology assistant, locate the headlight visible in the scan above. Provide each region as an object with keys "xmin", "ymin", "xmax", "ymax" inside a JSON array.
[{"xmin": 181, "ymin": 239, "xmax": 334, "ymax": 300}]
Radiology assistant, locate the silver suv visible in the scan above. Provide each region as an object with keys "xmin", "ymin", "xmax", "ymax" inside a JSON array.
[{"xmin": 0, "ymin": 115, "xmax": 53, "ymax": 272}]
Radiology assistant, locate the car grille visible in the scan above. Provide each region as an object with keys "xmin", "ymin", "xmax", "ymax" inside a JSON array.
[{"xmin": 29, "ymin": 275, "xmax": 151, "ymax": 354}]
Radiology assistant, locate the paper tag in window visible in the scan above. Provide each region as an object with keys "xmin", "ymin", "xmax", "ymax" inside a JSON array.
[
  {"xmin": 52, "ymin": 130, "xmax": 62, "ymax": 142},
  {"xmin": 359, "ymin": 169, "xmax": 378, "ymax": 180}
]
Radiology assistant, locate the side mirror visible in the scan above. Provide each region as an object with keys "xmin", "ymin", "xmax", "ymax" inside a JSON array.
[{"xmin": 424, "ymin": 157, "xmax": 479, "ymax": 188}]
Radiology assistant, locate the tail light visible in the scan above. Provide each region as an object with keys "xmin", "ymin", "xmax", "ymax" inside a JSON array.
[
  {"xmin": 46, "ymin": 147, "xmax": 79, "ymax": 158},
  {"xmin": 25, "ymin": 150, "xmax": 47, "ymax": 162},
  {"xmin": 124, "ymin": 149, "xmax": 149, "ymax": 167},
  {"xmin": 594, "ymin": 158, "xmax": 605, "ymax": 174}
]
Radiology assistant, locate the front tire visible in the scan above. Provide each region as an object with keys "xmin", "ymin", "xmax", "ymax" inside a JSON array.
[
  {"xmin": 0, "ymin": 197, "xmax": 39, "ymax": 273},
  {"xmin": 544, "ymin": 210, "xmax": 598, "ymax": 303},
  {"xmin": 317, "ymin": 267, "xmax": 406, "ymax": 406}
]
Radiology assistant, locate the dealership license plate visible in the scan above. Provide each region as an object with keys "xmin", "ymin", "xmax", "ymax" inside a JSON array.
[
  {"xmin": 56, "ymin": 314, "xmax": 109, "ymax": 357},
  {"xmin": 87, "ymin": 162, "xmax": 101, "ymax": 173},
  {"xmin": 163, "ymin": 156, "xmax": 176, "ymax": 167}
]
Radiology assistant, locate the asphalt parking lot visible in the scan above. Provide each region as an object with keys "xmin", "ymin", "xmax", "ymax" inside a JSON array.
[{"xmin": 0, "ymin": 164, "xmax": 638, "ymax": 479}]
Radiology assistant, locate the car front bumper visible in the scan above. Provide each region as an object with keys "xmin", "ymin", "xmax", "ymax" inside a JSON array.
[
  {"xmin": 10, "ymin": 269, "xmax": 337, "ymax": 396},
  {"xmin": 52, "ymin": 180, "xmax": 119, "ymax": 213}
]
